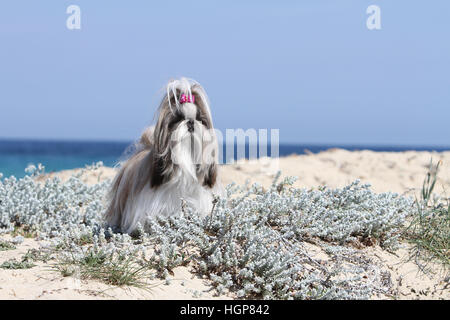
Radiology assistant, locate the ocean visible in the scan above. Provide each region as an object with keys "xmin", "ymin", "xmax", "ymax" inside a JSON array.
[{"xmin": 0, "ymin": 139, "xmax": 449, "ymax": 178}]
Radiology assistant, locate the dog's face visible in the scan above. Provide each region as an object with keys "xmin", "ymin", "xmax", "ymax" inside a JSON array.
[
  {"xmin": 167, "ymin": 90, "xmax": 213, "ymax": 138},
  {"xmin": 150, "ymin": 79, "xmax": 218, "ymax": 189}
]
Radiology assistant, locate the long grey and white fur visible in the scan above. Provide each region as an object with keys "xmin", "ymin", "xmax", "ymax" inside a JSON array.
[{"xmin": 105, "ymin": 77, "xmax": 223, "ymax": 233}]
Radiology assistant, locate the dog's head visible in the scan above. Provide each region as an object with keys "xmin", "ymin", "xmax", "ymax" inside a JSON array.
[{"xmin": 150, "ymin": 78, "xmax": 218, "ymax": 188}]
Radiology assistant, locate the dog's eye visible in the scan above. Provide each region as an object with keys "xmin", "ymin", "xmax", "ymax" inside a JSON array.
[
  {"xmin": 168, "ymin": 114, "xmax": 184, "ymax": 129},
  {"xmin": 175, "ymin": 110, "xmax": 184, "ymax": 118},
  {"xmin": 196, "ymin": 114, "xmax": 208, "ymax": 127},
  {"xmin": 168, "ymin": 121, "xmax": 176, "ymax": 129}
]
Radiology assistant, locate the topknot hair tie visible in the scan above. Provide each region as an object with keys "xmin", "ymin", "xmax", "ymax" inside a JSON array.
[{"xmin": 180, "ymin": 93, "xmax": 195, "ymax": 104}]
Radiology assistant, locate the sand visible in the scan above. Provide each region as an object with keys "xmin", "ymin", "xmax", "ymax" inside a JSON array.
[
  {"xmin": 1, "ymin": 149, "xmax": 449, "ymax": 300},
  {"xmin": 41, "ymin": 148, "xmax": 450, "ymax": 196}
]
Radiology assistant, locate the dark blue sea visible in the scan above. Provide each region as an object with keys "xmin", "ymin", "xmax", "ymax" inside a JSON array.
[{"xmin": 0, "ymin": 139, "xmax": 449, "ymax": 178}]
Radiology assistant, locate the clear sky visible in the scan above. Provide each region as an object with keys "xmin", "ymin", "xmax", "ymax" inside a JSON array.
[{"xmin": 0, "ymin": 1, "xmax": 449, "ymax": 145}]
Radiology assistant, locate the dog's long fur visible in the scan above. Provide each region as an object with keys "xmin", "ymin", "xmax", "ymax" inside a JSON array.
[{"xmin": 105, "ymin": 78, "xmax": 223, "ymax": 233}]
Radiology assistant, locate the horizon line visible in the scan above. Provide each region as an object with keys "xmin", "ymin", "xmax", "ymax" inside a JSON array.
[{"xmin": 0, "ymin": 137, "xmax": 449, "ymax": 150}]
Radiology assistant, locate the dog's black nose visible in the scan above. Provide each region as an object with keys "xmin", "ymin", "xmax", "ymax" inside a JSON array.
[{"xmin": 187, "ymin": 120, "xmax": 194, "ymax": 132}]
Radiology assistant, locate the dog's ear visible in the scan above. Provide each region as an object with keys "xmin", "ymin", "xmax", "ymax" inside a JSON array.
[
  {"xmin": 150, "ymin": 112, "xmax": 173, "ymax": 188},
  {"xmin": 202, "ymin": 140, "xmax": 218, "ymax": 188},
  {"xmin": 149, "ymin": 153, "xmax": 171, "ymax": 188},
  {"xmin": 203, "ymin": 162, "xmax": 217, "ymax": 188},
  {"xmin": 199, "ymin": 118, "xmax": 219, "ymax": 189},
  {"xmin": 149, "ymin": 92, "xmax": 175, "ymax": 188}
]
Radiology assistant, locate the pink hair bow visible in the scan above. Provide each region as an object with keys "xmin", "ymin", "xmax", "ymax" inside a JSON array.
[{"xmin": 180, "ymin": 93, "xmax": 195, "ymax": 104}]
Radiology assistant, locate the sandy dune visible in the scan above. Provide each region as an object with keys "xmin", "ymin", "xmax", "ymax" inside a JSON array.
[
  {"xmin": 2, "ymin": 149, "xmax": 449, "ymax": 300},
  {"xmin": 43, "ymin": 148, "xmax": 450, "ymax": 196},
  {"xmin": 220, "ymin": 148, "xmax": 450, "ymax": 197}
]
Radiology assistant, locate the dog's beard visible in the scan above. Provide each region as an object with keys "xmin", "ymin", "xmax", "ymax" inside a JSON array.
[{"xmin": 170, "ymin": 121, "xmax": 205, "ymax": 182}]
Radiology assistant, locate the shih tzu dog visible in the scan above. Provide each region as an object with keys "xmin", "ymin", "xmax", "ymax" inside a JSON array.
[{"xmin": 105, "ymin": 78, "xmax": 223, "ymax": 233}]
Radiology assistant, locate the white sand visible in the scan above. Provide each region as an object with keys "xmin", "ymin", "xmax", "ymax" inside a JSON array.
[{"xmin": 2, "ymin": 149, "xmax": 449, "ymax": 300}]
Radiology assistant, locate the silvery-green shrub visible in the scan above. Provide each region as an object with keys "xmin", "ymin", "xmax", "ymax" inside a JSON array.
[{"xmin": 0, "ymin": 165, "xmax": 413, "ymax": 299}]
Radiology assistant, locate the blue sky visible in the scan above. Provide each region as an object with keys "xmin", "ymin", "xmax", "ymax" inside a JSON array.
[{"xmin": 0, "ymin": 1, "xmax": 449, "ymax": 145}]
